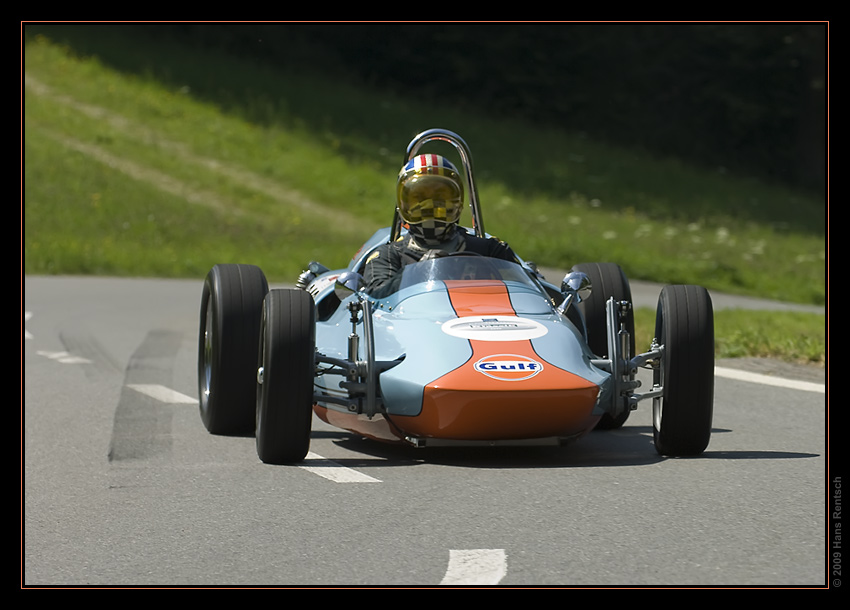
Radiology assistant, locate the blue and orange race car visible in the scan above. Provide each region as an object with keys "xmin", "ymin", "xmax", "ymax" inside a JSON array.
[{"xmin": 198, "ymin": 129, "xmax": 715, "ymax": 464}]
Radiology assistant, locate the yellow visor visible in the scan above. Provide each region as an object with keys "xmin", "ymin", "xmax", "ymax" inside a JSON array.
[{"xmin": 398, "ymin": 175, "xmax": 463, "ymax": 225}]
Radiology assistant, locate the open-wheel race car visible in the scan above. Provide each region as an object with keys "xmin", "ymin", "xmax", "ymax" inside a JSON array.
[{"xmin": 198, "ymin": 128, "xmax": 715, "ymax": 465}]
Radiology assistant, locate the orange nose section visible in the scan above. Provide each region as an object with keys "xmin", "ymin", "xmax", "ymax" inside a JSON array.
[
  {"xmin": 390, "ymin": 280, "xmax": 601, "ymax": 441},
  {"xmin": 393, "ymin": 339, "xmax": 601, "ymax": 440}
]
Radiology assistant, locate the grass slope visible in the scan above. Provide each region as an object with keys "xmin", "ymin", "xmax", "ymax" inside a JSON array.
[{"xmin": 22, "ymin": 26, "xmax": 826, "ymax": 365}]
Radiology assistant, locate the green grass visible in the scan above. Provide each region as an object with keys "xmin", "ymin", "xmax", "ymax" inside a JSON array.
[
  {"xmin": 634, "ymin": 308, "xmax": 825, "ymax": 366},
  {"xmin": 22, "ymin": 27, "xmax": 826, "ymax": 366}
]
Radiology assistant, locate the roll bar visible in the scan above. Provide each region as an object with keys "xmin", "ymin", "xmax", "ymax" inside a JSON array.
[{"xmin": 390, "ymin": 128, "xmax": 486, "ymax": 241}]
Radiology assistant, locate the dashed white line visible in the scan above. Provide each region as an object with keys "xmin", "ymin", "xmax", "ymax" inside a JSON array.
[
  {"xmin": 127, "ymin": 384, "xmax": 197, "ymax": 404},
  {"xmin": 715, "ymin": 366, "xmax": 824, "ymax": 394},
  {"xmin": 299, "ymin": 452, "xmax": 382, "ymax": 483},
  {"xmin": 35, "ymin": 350, "xmax": 91, "ymax": 364},
  {"xmin": 122, "ymin": 385, "xmax": 379, "ymax": 483},
  {"xmin": 440, "ymin": 549, "xmax": 507, "ymax": 585}
]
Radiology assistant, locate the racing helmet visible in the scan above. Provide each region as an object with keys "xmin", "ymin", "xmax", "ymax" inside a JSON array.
[{"xmin": 397, "ymin": 154, "xmax": 464, "ymax": 243}]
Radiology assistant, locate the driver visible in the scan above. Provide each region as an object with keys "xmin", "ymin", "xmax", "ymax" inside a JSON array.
[{"xmin": 363, "ymin": 154, "xmax": 517, "ymax": 298}]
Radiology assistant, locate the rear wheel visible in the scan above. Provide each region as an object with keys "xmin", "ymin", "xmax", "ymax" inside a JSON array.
[
  {"xmin": 652, "ymin": 285, "xmax": 714, "ymax": 456},
  {"xmin": 198, "ymin": 264, "xmax": 268, "ymax": 435},
  {"xmin": 256, "ymin": 289, "xmax": 316, "ymax": 464},
  {"xmin": 572, "ymin": 262, "xmax": 635, "ymax": 429}
]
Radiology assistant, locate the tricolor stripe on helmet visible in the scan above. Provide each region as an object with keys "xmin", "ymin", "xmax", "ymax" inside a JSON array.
[{"xmin": 400, "ymin": 154, "xmax": 457, "ymax": 177}]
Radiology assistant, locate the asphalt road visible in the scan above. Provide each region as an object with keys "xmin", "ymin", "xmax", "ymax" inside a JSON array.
[{"xmin": 22, "ymin": 275, "xmax": 828, "ymax": 587}]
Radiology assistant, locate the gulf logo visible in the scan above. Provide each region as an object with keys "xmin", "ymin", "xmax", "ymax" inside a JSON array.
[{"xmin": 473, "ymin": 354, "xmax": 544, "ymax": 381}]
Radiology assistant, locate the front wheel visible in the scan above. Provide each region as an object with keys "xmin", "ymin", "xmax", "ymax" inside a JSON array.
[
  {"xmin": 652, "ymin": 285, "xmax": 714, "ymax": 456},
  {"xmin": 198, "ymin": 264, "xmax": 268, "ymax": 435},
  {"xmin": 256, "ymin": 289, "xmax": 316, "ymax": 464}
]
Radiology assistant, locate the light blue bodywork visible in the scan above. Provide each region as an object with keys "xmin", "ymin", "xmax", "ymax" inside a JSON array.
[{"xmin": 307, "ymin": 228, "xmax": 614, "ymax": 419}]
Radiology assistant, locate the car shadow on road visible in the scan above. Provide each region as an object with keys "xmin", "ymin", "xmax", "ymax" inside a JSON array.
[{"xmin": 313, "ymin": 425, "xmax": 819, "ymax": 470}]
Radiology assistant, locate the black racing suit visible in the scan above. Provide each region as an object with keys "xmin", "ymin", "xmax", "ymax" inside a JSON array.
[{"xmin": 363, "ymin": 227, "xmax": 518, "ymax": 298}]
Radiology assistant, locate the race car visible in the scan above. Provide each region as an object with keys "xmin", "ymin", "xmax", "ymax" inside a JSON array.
[{"xmin": 197, "ymin": 128, "xmax": 715, "ymax": 465}]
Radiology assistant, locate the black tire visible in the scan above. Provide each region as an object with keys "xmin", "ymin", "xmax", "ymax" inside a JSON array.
[
  {"xmin": 198, "ymin": 264, "xmax": 268, "ymax": 435},
  {"xmin": 256, "ymin": 289, "xmax": 316, "ymax": 465},
  {"xmin": 572, "ymin": 262, "xmax": 635, "ymax": 429},
  {"xmin": 652, "ymin": 285, "xmax": 714, "ymax": 456}
]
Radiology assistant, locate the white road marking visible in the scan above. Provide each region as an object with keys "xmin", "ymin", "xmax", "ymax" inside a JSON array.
[
  {"xmin": 715, "ymin": 366, "xmax": 824, "ymax": 394},
  {"xmin": 35, "ymin": 350, "xmax": 91, "ymax": 364},
  {"xmin": 121, "ymin": 388, "xmax": 379, "ymax": 481},
  {"xmin": 440, "ymin": 549, "xmax": 507, "ymax": 586},
  {"xmin": 24, "ymin": 311, "xmax": 33, "ymax": 340},
  {"xmin": 299, "ymin": 452, "xmax": 382, "ymax": 483},
  {"xmin": 119, "ymin": 387, "xmax": 379, "ymax": 482},
  {"xmin": 127, "ymin": 384, "xmax": 198, "ymax": 404}
]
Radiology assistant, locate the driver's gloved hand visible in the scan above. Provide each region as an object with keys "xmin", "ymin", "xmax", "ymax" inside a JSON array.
[{"xmin": 420, "ymin": 249, "xmax": 448, "ymax": 261}]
